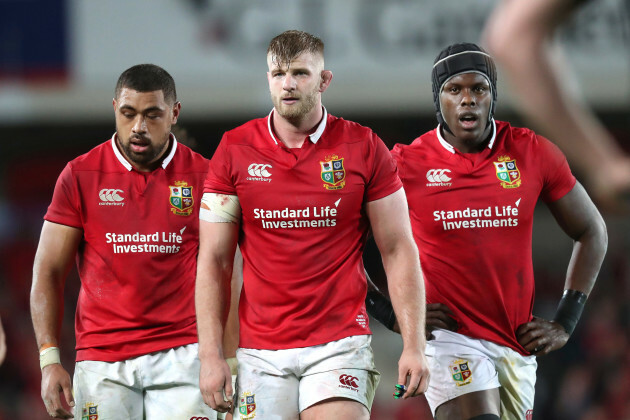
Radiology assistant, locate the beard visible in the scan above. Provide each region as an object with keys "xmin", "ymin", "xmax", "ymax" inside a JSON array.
[
  {"xmin": 116, "ymin": 133, "xmax": 170, "ymax": 166},
  {"xmin": 272, "ymin": 89, "xmax": 319, "ymax": 121}
]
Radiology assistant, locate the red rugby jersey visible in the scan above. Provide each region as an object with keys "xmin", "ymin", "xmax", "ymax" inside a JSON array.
[
  {"xmin": 45, "ymin": 135, "xmax": 209, "ymax": 361},
  {"xmin": 391, "ymin": 120, "xmax": 576, "ymax": 354},
  {"xmin": 204, "ymin": 109, "xmax": 402, "ymax": 350}
]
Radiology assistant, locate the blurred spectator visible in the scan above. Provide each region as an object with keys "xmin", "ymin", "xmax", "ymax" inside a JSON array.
[{"xmin": 482, "ymin": 0, "xmax": 630, "ymax": 211}]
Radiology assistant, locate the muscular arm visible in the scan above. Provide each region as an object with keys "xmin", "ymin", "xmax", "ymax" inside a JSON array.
[
  {"xmin": 365, "ymin": 269, "xmax": 456, "ymax": 337},
  {"xmin": 196, "ymin": 198, "xmax": 240, "ymax": 413},
  {"xmin": 222, "ymin": 246, "xmax": 242, "ymax": 360},
  {"xmin": 547, "ymin": 182, "xmax": 607, "ymax": 295},
  {"xmin": 366, "ymin": 188, "xmax": 429, "ymax": 398},
  {"xmin": 30, "ymin": 221, "xmax": 82, "ymax": 418},
  {"xmin": 482, "ymin": 0, "xmax": 630, "ymax": 205},
  {"xmin": 518, "ymin": 182, "xmax": 607, "ymax": 355}
]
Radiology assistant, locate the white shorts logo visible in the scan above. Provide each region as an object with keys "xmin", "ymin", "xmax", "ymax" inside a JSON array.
[
  {"xmin": 338, "ymin": 374, "xmax": 360, "ymax": 392},
  {"xmin": 426, "ymin": 169, "xmax": 452, "ymax": 186},
  {"xmin": 99, "ymin": 189, "xmax": 125, "ymax": 206},
  {"xmin": 247, "ymin": 163, "xmax": 273, "ymax": 182}
]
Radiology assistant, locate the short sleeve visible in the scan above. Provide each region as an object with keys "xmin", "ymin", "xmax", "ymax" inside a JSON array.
[
  {"xmin": 537, "ymin": 135, "xmax": 577, "ymax": 202},
  {"xmin": 390, "ymin": 143, "xmax": 405, "ymax": 182},
  {"xmin": 365, "ymin": 134, "xmax": 403, "ymax": 202},
  {"xmin": 44, "ymin": 163, "xmax": 83, "ymax": 228},
  {"xmin": 203, "ymin": 134, "xmax": 237, "ymax": 195}
]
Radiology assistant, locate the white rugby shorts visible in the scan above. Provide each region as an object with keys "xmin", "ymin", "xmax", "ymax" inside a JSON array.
[
  {"xmin": 232, "ymin": 335, "xmax": 380, "ymax": 420},
  {"xmin": 425, "ymin": 329, "xmax": 537, "ymax": 420},
  {"xmin": 73, "ymin": 343, "xmax": 220, "ymax": 420}
]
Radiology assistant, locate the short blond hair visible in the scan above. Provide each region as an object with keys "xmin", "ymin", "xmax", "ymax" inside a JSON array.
[{"xmin": 267, "ymin": 30, "xmax": 324, "ymax": 68}]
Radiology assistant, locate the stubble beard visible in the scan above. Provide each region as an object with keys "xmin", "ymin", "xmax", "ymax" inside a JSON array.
[
  {"xmin": 273, "ymin": 90, "xmax": 319, "ymax": 122},
  {"xmin": 117, "ymin": 133, "xmax": 169, "ymax": 166}
]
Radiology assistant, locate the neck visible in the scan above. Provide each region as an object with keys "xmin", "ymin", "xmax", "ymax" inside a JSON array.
[
  {"xmin": 272, "ymin": 106, "xmax": 323, "ymax": 148},
  {"xmin": 442, "ymin": 124, "xmax": 492, "ymax": 154},
  {"xmin": 116, "ymin": 134, "xmax": 172, "ymax": 172}
]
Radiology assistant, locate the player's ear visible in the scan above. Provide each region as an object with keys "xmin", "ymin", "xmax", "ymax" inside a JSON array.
[
  {"xmin": 112, "ymin": 98, "xmax": 117, "ymax": 111},
  {"xmin": 320, "ymin": 70, "xmax": 333, "ymax": 93},
  {"xmin": 171, "ymin": 101, "xmax": 181, "ymax": 124}
]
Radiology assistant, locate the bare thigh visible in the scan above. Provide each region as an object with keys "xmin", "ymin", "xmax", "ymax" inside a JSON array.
[
  {"xmin": 435, "ymin": 389, "xmax": 500, "ymax": 420},
  {"xmin": 300, "ymin": 397, "xmax": 369, "ymax": 420}
]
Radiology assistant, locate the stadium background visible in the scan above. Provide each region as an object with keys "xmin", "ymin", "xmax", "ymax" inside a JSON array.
[{"xmin": 1, "ymin": 0, "xmax": 629, "ymax": 419}]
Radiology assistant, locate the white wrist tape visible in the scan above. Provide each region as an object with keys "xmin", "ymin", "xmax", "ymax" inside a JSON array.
[
  {"xmin": 200, "ymin": 193, "xmax": 241, "ymax": 223},
  {"xmin": 40, "ymin": 346, "xmax": 61, "ymax": 370}
]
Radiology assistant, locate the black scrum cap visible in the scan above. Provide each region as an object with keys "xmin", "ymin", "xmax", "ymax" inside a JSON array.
[{"xmin": 431, "ymin": 43, "xmax": 497, "ymax": 134}]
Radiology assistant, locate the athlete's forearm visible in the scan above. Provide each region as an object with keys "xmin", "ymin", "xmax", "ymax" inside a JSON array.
[
  {"xmin": 366, "ymin": 189, "xmax": 426, "ymax": 349},
  {"xmin": 30, "ymin": 270, "xmax": 65, "ymax": 350},
  {"xmin": 383, "ymin": 241, "xmax": 426, "ymax": 350},
  {"xmin": 30, "ymin": 222, "xmax": 80, "ymax": 350},
  {"xmin": 222, "ymin": 247, "xmax": 242, "ymax": 359},
  {"xmin": 563, "ymin": 219, "xmax": 607, "ymax": 296},
  {"xmin": 195, "ymin": 221, "xmax": 239, "ymax": 361},
  {"xmin": 196, "ymin": 257, "xmax": 232, "ymax": 361},
  {"xmin": 548, "ymin": 184, "xmax": 608, "ymax": 295}
]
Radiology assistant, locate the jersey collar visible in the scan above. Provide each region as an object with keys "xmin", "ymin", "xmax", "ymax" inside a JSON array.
[
  {"xmin": 110, "ymin": 133, "xmax": 178, "ymax": 171},
  {"xmin": 266, "ymin": 106, "xmax": 328, "ymax": 145},
  {"xmin": 436, "ymin": 119, "xmax": 497, "ymax": 154}
]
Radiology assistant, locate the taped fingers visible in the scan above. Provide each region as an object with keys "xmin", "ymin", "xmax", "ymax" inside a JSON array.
[{"xmin": 393, "ymin": 384, "xmax": 406, "ymax": 399}]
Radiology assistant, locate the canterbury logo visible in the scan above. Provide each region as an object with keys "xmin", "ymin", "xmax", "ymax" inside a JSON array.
[
  {"xmin": 426, "ymin": 169, "xmax": 452, "ymax": 183},
  {"xmin": 99, "ymin": 189, "xmax": 124, "ymax": 202},
  {"xmin": 339, "ymin": 374, "xmax": 359, "ymax": 388},
  {"xmin": 247, "ymin": 163, "xmax": 272, "ymax": 177}
]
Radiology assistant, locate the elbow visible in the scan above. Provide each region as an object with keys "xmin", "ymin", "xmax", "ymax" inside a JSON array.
[
  {"xmin": 593, "ymin": 215, "xmax": 608, "ymax": 256},
  {"xmin": 580, "ymin": 214, "xmax": 608, "ymax": 258}
]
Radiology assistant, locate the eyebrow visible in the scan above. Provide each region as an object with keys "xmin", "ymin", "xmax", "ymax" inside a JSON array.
[
  {"xmin": 445, "ymin": 75, "xmax": 489, "ymax": 85},
  {"xmin": 271, "ymin": 63, "xmax": 311, "ymax": 73},
  {"xmin": 119, "ymin": 105, "xmax": 166, "ymax": 113}
]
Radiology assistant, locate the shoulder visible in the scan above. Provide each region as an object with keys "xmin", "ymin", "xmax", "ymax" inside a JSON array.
[
  {"xmin": 391, "ymin": 130, "xmax": 435, "ymax": 160},
  {"xmin": 495, "ymin": 120, "xmax": 557, "ymax": 152},
  {"xmin": 173, "ymin": 142, "xmax": 209, "ymax": 170},
  {"xmin": 325, "ymin": 115, "xmax": 378, "ymax": 142},
  {"xmin": 66, "ymin": 140, "xmax": 113, "ymax": 171},
  {"xmin": 496, "ymin": 120, "xmax": 538, "ymax": 144},
  {"xmin": 221, "ymin": 116, "xmax": 270, "ymax": 146}
]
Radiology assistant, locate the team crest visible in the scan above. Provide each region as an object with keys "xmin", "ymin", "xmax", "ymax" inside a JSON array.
[
  {"xmin": 450, "ymin": 359, "xmax": 473, "ymax": 386},
  {"xmin": 81, "ymin": 403, "xmax": 98, "ymax": 420},
  {"xmin": 494, "ymin": 155, "xmax": 521, "ymax": 189},
  {"xmin": 320, "ymin": 155, "xmax": 346, "ymax": 190},
  {"xmin": 169, "ymin": 181, "xmax": 194, "ymax": 216},
  {"xmin": 238, "ymin": 392, "xmax": 256, "ymax": 419}
]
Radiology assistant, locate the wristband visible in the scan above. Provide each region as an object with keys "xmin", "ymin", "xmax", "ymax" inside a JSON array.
[
  {"xmin": 40, "ymin": 346, "xmax": 61, "ymax": 370},
  {"xmin": 553, "ymin": 289, "xmax": 587, "ymax": 335},
  {"xmin": 365, "ymin": 290, "xmax": 397, "ymax": 332}
]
